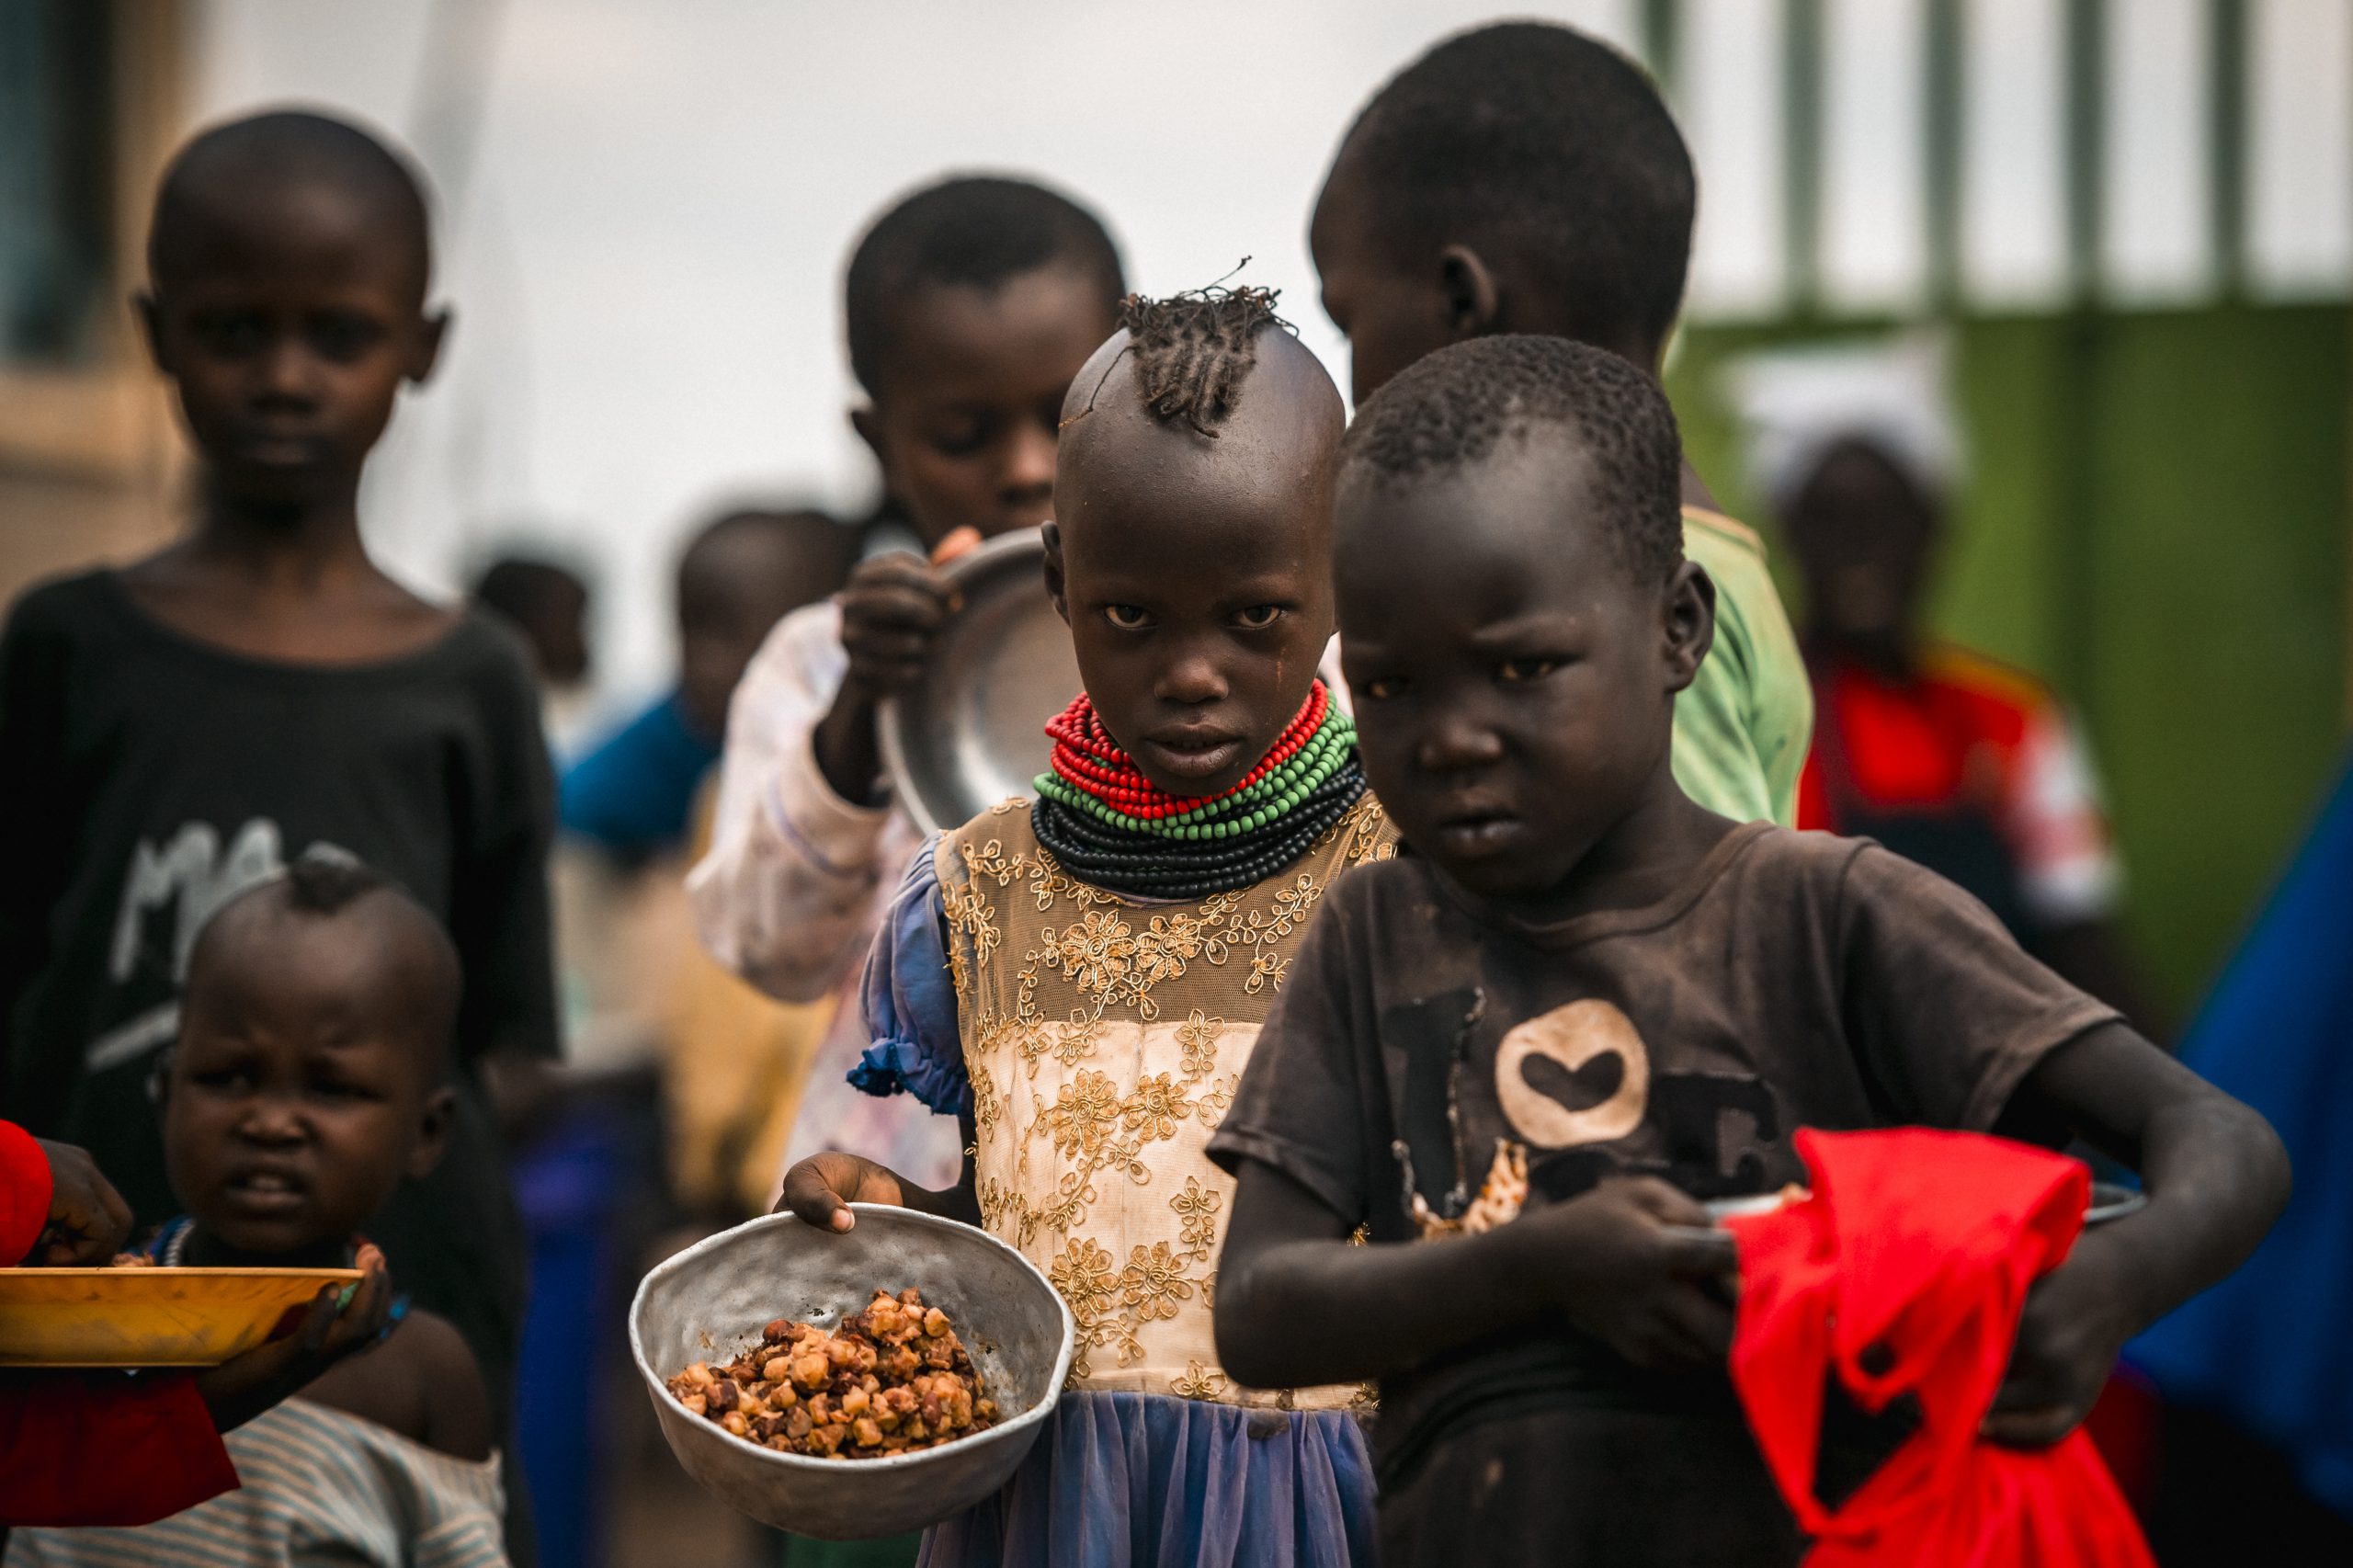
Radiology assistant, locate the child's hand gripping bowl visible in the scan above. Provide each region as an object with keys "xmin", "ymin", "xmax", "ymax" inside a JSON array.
[{"xmin": 1506, "ymin": 1177, "xmax": 1742, "ymax": 1370}]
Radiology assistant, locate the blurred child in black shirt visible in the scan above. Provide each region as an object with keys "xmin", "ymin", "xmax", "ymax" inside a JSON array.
[{"xmin": 0, "ymin": 112, "xmax": 557, "ymax": 1509}]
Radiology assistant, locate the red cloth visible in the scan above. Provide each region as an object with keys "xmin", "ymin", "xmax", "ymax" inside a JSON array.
[
  {"xmin": 0, "ymin": 1119, "xmax": 239, "ymax": 1527},
  {"xmin": 0, "ymin": 1119, "xmax": 52, "ymax": 1267},
  {"xmin": 1726, "ymin": 1128, "xmax": 2153, "ymax": 1566}
]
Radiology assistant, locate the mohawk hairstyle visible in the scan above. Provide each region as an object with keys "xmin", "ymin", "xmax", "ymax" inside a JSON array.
[
  {"xmin": 1110, "ymin": 282, "xmax": 1290, "ymax": 438},
  {"xmin": 845, "ymin": 175, "xmax": 1124, "ymax": 394},
  {"xmin": 188, "ymin": 851, "xmax": 463, "ymax": 1066},
  {"xmin": 278, "ymin": 851, "xmax": 392, "ymax": 915},
  {"xmin": 1335, "ymin": 22, "xmax": 1694, "ymax": 358},
  {"xmin": 1343, "ymin": 335, "xmax": 1686, "ymax": 585}
]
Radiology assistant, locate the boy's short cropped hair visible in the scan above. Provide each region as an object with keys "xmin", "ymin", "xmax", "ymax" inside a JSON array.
[
  {"xmin": 1335, "ymin": 22, "xmax": 1694, "ymax": 358},
  {"xmin": 151, "ymin": 109, "xmax": 434, "ymax": 301},
  {"xmin": 1342, "ymin": 334, "xmax": 1686, "ymax": 585},
  {"xmin": 844, "ymin": 175, "xmax": 1125, "ymax": 394}
]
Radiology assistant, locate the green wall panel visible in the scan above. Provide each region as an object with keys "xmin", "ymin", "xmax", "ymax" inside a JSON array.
[{"xmin": 1665, "ymin": 304, "xmax": 2347, "ymax": 1021}]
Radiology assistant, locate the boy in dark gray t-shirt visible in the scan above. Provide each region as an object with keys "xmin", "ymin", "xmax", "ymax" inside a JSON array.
[{"xmin": 1207, "ymin": 336, "xmax": 2287, "ymax": 1568}]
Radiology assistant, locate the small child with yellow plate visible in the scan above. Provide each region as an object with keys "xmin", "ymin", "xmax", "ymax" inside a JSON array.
[{"xmin": 8, "ymin": 858, "xmax": 506, "ymax": 1567}]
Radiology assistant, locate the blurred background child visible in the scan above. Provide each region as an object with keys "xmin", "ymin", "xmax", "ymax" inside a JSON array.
[
  {"xmin": 1306, "ymin": 20, "xmax": 1812, "ymax": 828},
  {"xmin": 0, "ymin": 109, "xmax": 556, "ymax": 1561},
  {"xmin": 551, "ymin": 504, "xmax": 863, "ymax": 1215},
  {"xmin": 472, "ymin": 553, "xmax": 595, "ymax": 752},
  {"xmin": 688, "ymin": 176, "xmax": 1126, "ymax": 1208},
  {"xmin": 8, "ymin": 858, "xmax": 504, "ymax": 1568},
  {"xmin": 562, "ymin": 508, "xmax": 858, "ymax": 869},
  {"xmin": 1728, "ymin": 336, "xmax": 2154, "ymax": 1029}
]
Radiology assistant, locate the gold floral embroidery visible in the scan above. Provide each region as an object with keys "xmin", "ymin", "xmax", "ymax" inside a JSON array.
[
  {"xmin": 937, "ymin": 796, "xmax": 1398, "ymax": 1401},
  {"xmin": 1171, "ymin": 1359, "xmax": 1230, "ymax": 1401},
  {"xmin": 1030, "ymin": 1165, "xmax": 1099, "ymax": 1240},
  {"xmin": 1047, "ymin": 1236, "xmax": 1120, "ymax": 1378},
  {"xmin": 1040, "ymin": 1070, "xmax": 1122, "ymax": 1160},
  {"xmin": 1171, "ymin": 1176, "xmax": 1222, "ymax": 1253},
  {"xmin": 1133, "ymin": 913, "xmax": 1207, "ymax": 984},
  {"xmin": 1044, "ymin": 911, "xmax": 1137, "ymax": 994},
  {"xmin": 1122, "ymin": 1073, "xmax": 1188, "ymax": 1142},
  {"xmin": 970, "ymin": 1061, "xmax": 1002, "ymax": 1141},
  {"xmin": 1175, "ymin": 1011, "xmax": 1224, "ymax": 1080},
  {"xmin": 1120, "ymin": 1242, "xmax": 1194, "ymax": 1330},
  {"xmin": 1049, "ymin": 1235, "xmax": 1117, "ymax": 1304},
  {"xmin": 1195, "ymin": 1074, "xmax": 1236, "ymax": 1130},
  {"xmin": 977, "ymin": 1177, "xmax": 1017, "ymax": 1236}
]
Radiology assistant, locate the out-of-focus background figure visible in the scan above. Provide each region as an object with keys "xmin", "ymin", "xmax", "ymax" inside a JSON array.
[
  {"xmin": 562, "ymin": 508, "xmax": 858, "ymax": 869},
  {"xmin": 1732, "ymin": 337, "xmax": 2156, "ymax": 1030},
  {"xmin": 472, "ymin": 552, "xmax": 596, "ymax": 754}
]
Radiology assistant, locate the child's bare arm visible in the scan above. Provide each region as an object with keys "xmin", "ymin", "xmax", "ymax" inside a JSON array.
[
  {"xmin": 775, "ymin": 1112, "xmax": 983, "ymax": 1232},
  {"xmin": 1214, "ymin": 1162, "xmax": 1736, "ymax": 1392},
  {"xmin": 1986, "ymin": 1020, "xmax": 2289, "ymax": 1445},
  {"xmin": 409, "ymin": 1312, "xmax": 495, "ymax": 1463}
]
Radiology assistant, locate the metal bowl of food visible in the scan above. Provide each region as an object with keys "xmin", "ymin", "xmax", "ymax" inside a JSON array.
[
  {"xmin": 629, "ymin": 1205, "xmax": 1074, "ymax": 1540},
  {"xmin": 878, "ymin": 528, "xmax": 1080, "ymax": 835}
]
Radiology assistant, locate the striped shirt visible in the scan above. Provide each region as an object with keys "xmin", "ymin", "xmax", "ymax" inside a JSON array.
[{"xmin": 4, "ymin": 1398, "xmax": 506, "ymax": 1568}]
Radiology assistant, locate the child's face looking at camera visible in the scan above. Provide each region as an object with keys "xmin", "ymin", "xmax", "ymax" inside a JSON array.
[
  {"xmin": 854, "ymin": 266, "xmax": 1119, "ymax": 550},
  {"xmin": 1046, "ymin": 328, "xmax": 1341, "ymax": 800},
  {"xmin": 165, "ymin": 899, "xmax": 450, "ymax": 1258},
  {"xmin": 142, "ymin": 178, "xmax": 443, "ymax": 510},
  {"xmin": 1337, "ymin": 437, "xmax": 1699, "ymax": 903}
]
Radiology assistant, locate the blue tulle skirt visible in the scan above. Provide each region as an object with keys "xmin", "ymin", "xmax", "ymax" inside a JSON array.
[{"xmin": 917, "ymin": 1391, "xmax": 1377, "ymax": 1568}]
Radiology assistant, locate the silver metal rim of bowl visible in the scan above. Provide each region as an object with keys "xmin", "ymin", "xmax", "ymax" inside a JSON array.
[
  {"xmin": 625, "ymin": 1205, "xmax": 1078, "ymax": 1475},
  {"xmin": 1696, "ymin": 1181, "xmax": 2148, "ymax": 1227},
  {"xmin": 875, "ymin": 527, "xmax": 1054, "ymax": 838}
]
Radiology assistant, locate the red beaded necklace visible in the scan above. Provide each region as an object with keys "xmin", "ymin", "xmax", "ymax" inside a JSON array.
[{"xmin": 1044, "ymin": 684, "xmax": 1329, "ymax": 820}]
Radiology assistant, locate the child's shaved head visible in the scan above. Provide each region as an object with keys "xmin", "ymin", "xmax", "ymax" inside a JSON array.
[
  {"xmin": 149, "ymin": 109, "xmax": 433, "ymax": 303},
  {"xmin": 1062, "ymin": 287, "xmax": 1342, "ymax": 454},
  {"xmin": 188, "ymin": 856, "xmax": 460, "ymax": 1075},
  {"xmin": 1046, "ymin": 286, "xmax": 1343, "ymax": 800},
  {"xmin": 1055, "ymin": 287, "xmax": 1345, "ymax": 563}
]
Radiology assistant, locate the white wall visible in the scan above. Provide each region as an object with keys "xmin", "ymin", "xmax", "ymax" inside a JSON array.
[
  {"xmin": 180, "ymin": 0, "xmax": 2353, "ymax": 706},
  {"xmin": 186, "ymin": 0, "xmax": 1640, "ymax": 708}
]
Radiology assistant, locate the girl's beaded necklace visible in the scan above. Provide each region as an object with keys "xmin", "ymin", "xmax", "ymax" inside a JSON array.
[{"xmin": 1030, "ymin": 683, "xmax": 1368, "ymax": 900}]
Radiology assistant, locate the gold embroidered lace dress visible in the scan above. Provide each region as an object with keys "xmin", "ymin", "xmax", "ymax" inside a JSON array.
[{"xmin": 934, "ymin": 795, "xmax": 1395, "ymax": 1409}]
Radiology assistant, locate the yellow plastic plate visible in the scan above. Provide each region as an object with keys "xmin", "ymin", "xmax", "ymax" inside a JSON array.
[{"xmin": 0, "ymin": 1267, "xmax": 363, "ymax": 1368}]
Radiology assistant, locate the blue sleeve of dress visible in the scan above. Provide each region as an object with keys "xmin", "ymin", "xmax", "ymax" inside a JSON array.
[{"xmin": 847, "ymin": 837, "xmax": 971, "ymax": 1118}]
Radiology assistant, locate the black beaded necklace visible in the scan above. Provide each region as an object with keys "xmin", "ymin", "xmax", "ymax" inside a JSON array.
[{"xmin": 1031, "ymin": 752, "xmax": 1369, "ymax": 901}]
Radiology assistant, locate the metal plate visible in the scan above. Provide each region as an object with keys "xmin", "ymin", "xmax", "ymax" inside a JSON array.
[
  {"xmin": 1698, "ymin": 1179, "xmax": 2149, "ymax": 1228},
  {"xmin": 878, "ymin": 529, "xmax": 1080, "ymax": 836},
  {"xmin": 629, "ymin": 1205, "xmax": 1075, "ymax": 1540},
  {"xmin": 2084, "ymin": 1181, "xmax": 2147, "ymax": 1226}
]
